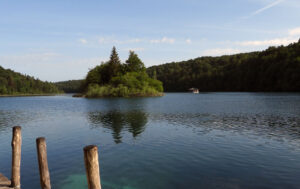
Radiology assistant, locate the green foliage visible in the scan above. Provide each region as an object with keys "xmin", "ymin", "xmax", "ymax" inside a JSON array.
[
  {"xmin": 84, "ymin": 47, "xmax": 163, "ymax": 97},
  {"xmin": 147, "ymin": 40, "xmax": 300, "ymax": 92},
  {"xmin": 125, "ymin": 51, "xmax": 145, "ymax": 72},
  {"xmin": 107, "ymin": 46, "xmax": 122, "ymax": 79},
  {"xmin": 86, "ymin": 63, "xmax": 110, "ymax": 84},
  {"xmin": 0, "ymin": 66, "xmax": 61, "ymax": 95},
  {"xmin": 86, "ymin": 83, "xmax": 162, "ymax": 98},
  {"xmin": 55, "ymin": 80, "xmax": 84, "ymax": 93}
]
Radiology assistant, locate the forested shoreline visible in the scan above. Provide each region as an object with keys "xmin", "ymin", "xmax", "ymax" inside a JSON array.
[
  {"xmin": 55, "ymin": 80, "xmax": 83, "ymax": 93},
  {"xmin": 0, "ymin": 66, "xmax": 61, "ymax": 95},
  {"xmin": 4, "ymin": 40, "xmax": 299, "ymax": 95},
  {"xmin": 147, "ymin": 40, "xmax": 300, "ymax": 92}
]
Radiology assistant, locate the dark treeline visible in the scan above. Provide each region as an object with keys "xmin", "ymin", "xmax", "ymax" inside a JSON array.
[
  {"xmin": 55, "ymin": 80, "xmax": 84, "ymax": 93},
  {"xmin": 0, "ymin": 66, "xmax": 61, "ymax": 95},
  {"xmin": 147, "ymin": 40, "xmax": 300, "ymax": 92}
]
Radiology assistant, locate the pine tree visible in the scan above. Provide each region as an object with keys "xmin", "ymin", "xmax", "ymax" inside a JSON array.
[
  {"xmin": 108, "ymin": 46, "xmax": 122, "ymax": 79},
  {"xmin": 125, "ymin": 51, "xmax": 145, "ymax": 72},
  {"xmin": 109, "ymin": 46, "xmax": 121, "ymax": 65}
]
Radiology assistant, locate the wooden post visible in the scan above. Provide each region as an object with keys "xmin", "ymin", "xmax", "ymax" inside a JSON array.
[
  {"xmin": 84, "ymin": 145, "xmax": 101, "ymax": 189},
  {"xmin": 11, "ymin": 126, "xmax": 22, "ymax": 188},
  {"xmin": 36, "ymin": 137, "xmax": 51, "ymax": 189}
]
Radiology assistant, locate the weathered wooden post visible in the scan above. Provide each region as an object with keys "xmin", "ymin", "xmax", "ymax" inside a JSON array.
[
  {"xmin": 36, "ymin": 137, "xmax": 51, "ymax": 189},
  {"xmin": 84, "ymin": 145, "xmax": 101, "ymax": 189},
  {"xmin": 11, "ymin": 126, "xmax": 22, "ymax": 188}
]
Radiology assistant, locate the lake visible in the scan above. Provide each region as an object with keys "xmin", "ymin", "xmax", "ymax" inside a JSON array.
[{"xmin": 0, "ymin": 93, "xmax": 300, "ymax": 189}]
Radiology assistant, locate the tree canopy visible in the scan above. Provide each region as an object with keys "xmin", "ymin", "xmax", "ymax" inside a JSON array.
[
  {"xmin": 125, "ymin": 51, "xmax": 145, "ymax": 72},
  {"xmin": 83, "ymin": 47, "xmax": 163, "ymax": 97},
  {"xmin": 0, "ymin": 66, "xmax": 61, "ymax": 95},
  {"xmin": 147, "ymin": 40, "xmax": 300, "ymax": 92}
]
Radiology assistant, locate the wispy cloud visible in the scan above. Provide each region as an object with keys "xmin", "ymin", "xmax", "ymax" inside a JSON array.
[
  {"xmin": 234, "ymin": 27, "xmax": 300, "ymax": 47},
  {"xmin": 0, "ymin": 53, "xmax": 105, "ymax": 81},
  {"xmin": 78, "ymin": 38, "xmax": 88, "ymax": 44},
  {"xmin": 185, "ymin": 39, "xmax": 192, "ymax": 44},
  {"xmin": 289, "ymin": 27, "xmax": 300, "ymax": 36},
  {"xmin": 202, "ymin": 48, "xmax": 241, "ymax": 56},
  {"xmin": 78, "ymin": 36, "xmax": 185, "ymax": 46},
  {"xmin": 150, "ymin": 37, "xmax": 175, "ymax": 44},
  {"xmin": 98, "ymin": 37, "xmax": 143, "ymax": 44},
  {"xmin": 236, "ymin": 37, "xmax": 297, "ymax": 46},
  {"xmin": 241, "ymin": 0, "xmax": 285, "ymax": 19},
  {"xmin": 123, "ymin": 47, "xmax": 145, "ymax": 52},
  {"xmin": 251, "ymin": 0, "xmax": 285, "ymax": 16},
  {"xmin": 0, "ymin": 52, "xmax": 61, "ymax": 64}
]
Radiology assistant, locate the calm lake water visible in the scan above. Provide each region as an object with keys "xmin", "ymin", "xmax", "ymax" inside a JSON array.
[{"xmin": 0, "ymin": 93, "xmax": 300, "ymax": 189}]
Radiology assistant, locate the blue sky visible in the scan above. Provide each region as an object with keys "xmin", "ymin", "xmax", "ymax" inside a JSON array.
[{"xmin": 0, "ymin": 0, "xmax": 300, "ymax": 81}]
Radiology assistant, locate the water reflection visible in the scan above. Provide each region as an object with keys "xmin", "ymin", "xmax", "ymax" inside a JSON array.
[
  {"xmin": 88, "ymin": 110, "xmax": 148, "ymax": 143},
  {"xmin": 150, "ymin": 112, "xmax": 300, "ymax": 142},
  {"xmin": 0, "ymin": 110, "xmax": 34, "ymax": 133}
]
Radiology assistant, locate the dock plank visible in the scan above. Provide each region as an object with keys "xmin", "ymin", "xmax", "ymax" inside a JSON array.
[{"xmin": 0, "ymin": 173, "xmax": 13, "ymax": 189}]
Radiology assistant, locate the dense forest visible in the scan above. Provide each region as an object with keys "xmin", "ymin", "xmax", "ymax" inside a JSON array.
[
  {"xmin": 0, "ymin": 66, "xmax": 61, "ymax": 95},
  {"xmin": 147, "ymin": 39, "xmax": 300, "ymax": 92},
  {"xmin": 55, "ymin": 80, "xmax": 83, "ymax": 93},
  {"xmin": 82, "ymin": 47, "xmax": 163, "ymax": 97}
]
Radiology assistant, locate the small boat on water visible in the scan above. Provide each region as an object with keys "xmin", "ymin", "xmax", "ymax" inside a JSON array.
[{"xmin": 188, "ymin": 88, "xmax": 199, "ymax": 93}]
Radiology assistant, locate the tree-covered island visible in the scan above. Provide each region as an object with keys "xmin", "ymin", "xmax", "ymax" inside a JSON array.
[{"xmin": 79, "ymin": 47, "xmax": 163, "ymax": 97}]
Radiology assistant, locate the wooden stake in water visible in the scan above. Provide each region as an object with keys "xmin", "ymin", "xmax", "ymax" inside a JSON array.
[
  {"xmin": 36, "ymin": 137, "xmax": 51, "ymax": 189},
  {"xmin": 84, "ymin": 145, "xmax": 101, "ymax": 189},
  {"xmin": 11, "ymin": 126, "xmax": 22, "ymax": 188}
]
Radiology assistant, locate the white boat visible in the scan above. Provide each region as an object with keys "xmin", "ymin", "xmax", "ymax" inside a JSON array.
[{"xmin": 188, "ymin": 88, "xmax": 199, "ymax": 93}]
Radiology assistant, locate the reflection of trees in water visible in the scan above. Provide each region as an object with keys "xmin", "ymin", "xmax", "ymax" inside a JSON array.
[{"xmin": 88, "ymin": 110, "xmax": 148, "ymax": 143}]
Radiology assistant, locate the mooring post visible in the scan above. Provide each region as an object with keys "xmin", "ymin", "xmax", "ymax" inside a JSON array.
[
  {"xmin": 36, "ymin": 137, "xmax": 51, "ymax": 189},
  {"xmin": 11, "ymin": 126, "xmax": 22, "ymax": 188},
  {"xmin": 84, "ymin": 145, "xmax": 101, "ymax": 189}
]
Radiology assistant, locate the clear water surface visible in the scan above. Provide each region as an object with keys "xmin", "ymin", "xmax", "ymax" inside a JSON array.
[{"xmin": 0, "ymin": 93, "xmax": 300, "ymax": 189}]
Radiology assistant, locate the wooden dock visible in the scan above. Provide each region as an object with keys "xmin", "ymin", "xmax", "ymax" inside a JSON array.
[
  {"xmin": 0, "ymin": 173, "xmax": 12, "ymax": 189},
  {"xmin": 0, "ymin": 126, "xmax": 102, "ymax": 189}
]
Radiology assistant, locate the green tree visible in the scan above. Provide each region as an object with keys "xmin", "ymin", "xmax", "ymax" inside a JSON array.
[
  {"xmin": 147, "ymin": 39, "xmax": 300, "ymax": 92},
  {"xmin": 108, "ymin": 46, "xmax": 122, "ymax": 79},
  {"xmin": 84, "ymin": 47, "xmax": 164, "ymax": 97},
  {"xmin": 125, "ymin": 51, "xmax": 145, "ymax": 72}
]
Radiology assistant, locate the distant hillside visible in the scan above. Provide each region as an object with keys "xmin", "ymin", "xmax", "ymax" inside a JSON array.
[
  {"xmin": 147, "ymin": 39, "xmax": 300, "ymax": 92},
  {"xmin": 55, "ymin": 80, "xmax": 84, "ymax": 93},
  {"xmin": 0, "ymin": 66, "xmax": 61, "ymax": 95}
]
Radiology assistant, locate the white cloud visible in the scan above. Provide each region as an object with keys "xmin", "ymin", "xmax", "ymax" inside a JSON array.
[
  {"xmin": 78, "ymin": 38, "xmax": 87, "ymax": 44},
  {"xmin": 123, "ymin": 47, "xmax": 145, "ymax": 52},
  {"xmin": 150, "ymin": 37, "xmax": 175, "ymax": 44},
  {"xmin": 241, "ymin": 0, "xmax": 285, "ymax": 19},
  {"xmin": 236, "ymin": 37, "xmax": 297, "ymax": 46},
  {"xmin": 251, "ymin": 0, "xmax": 285, "ymax": 16},
  {"xmin": 289, "ymin": 27, "xmax": 300, "ymax": 36},
  {"xmin": 186, "ymin": 39, "xmax": 192, "ymax": 44},
  {"xmin": 0, "ymin": 53, "xmax": 106, "ymax": 81},
  {"xmin": 126, "ymin": 38, "xmax": 142, "ymax": 43},
  {"xmin": 203, "ymin": 48, "xmax": 241, "ymax": 56},
  {"xmin": 83, "ymin": 36, "xmax": 179, "ymax": 45},
  {"xmin": 0, "ymin": 52, "xmax": 60, "ymax": 64},
  {"xmin": 98, "ymin": 37, "xmax": 143, "ymax": 45}
]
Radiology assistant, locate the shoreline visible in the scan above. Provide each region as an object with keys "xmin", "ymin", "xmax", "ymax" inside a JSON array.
[
  {"xmin": 0, "ymin": 93, "xmax": 62, "ymax": 97},
  {"xmin": 73, "ymin": 92, "xmax": 164, "ymax": 98}
]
